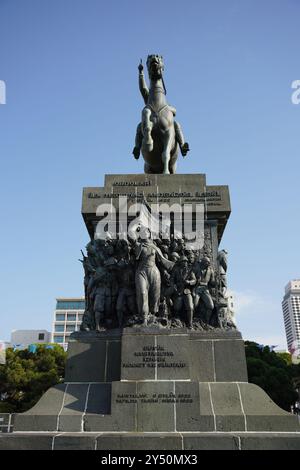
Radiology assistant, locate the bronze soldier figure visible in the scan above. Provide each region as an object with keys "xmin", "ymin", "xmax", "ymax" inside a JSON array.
[{"xmin": 171, "ymin": 256, "xmax": 196, "ymax": 328}]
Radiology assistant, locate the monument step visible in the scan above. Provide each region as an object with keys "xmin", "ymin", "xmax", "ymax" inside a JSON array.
[
  {"xmin": 1, "ymin": 431, "xmax": 300, "ymax": 450},
  {"xmin": 13, "ymin": 381, "xmax": 299, "ymax": 433}
]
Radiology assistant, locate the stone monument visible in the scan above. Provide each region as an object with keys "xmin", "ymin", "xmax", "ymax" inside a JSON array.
[{"xmin": 1, "ymin": 56, "xmax": 300, "ymax": 450}]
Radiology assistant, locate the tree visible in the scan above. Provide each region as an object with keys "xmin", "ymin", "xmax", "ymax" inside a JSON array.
[
  {"xmin": 0, "ymin": 344, "xmax": 67, "ymax": 413},
  {"xmin": 245, "ymin": 341, "xmax": 298, "ymax": 411},
  {"xmin": 276, "ymin": 352, "xmax": 292, "ymax": 366}
]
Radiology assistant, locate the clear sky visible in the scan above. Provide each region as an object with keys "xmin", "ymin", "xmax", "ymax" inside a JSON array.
[{"xmin": 0, "ymin": 0, "xmax": 299, "ymax": 349}]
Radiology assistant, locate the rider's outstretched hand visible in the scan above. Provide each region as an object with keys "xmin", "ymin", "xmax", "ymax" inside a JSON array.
[
  {"xmin": 181, "ymin": 142, "xmax": 190, "ymax": 158},
  {"xmin": 138, "ymin": 60, "xmax": 143, "ymax": 73},
  {"xmin": 132, "ymin": 147, "xmax": 140, "ymax": 159}
]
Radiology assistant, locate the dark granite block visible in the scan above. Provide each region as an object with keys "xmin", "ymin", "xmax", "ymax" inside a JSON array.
[
  {"xmin": 136, "ymin": 382, "xmax": 175, "ymax": 432},
  {"xmin": 0, "ymin": 434, "xmax": 54, "ymax": 450},
  {"xmin": 86, "ymin": 383, "xmax": 112, "ymax": 415},
  {"xmin": 2, "ymin": 432, "xmax": 300, "ymax": 450},
  {"xmin": 83, "ymin": 383, "xmax": 112, "ymax": 432},
  {"xmin": 14, "ymin": 384, "xmax": 67, "ymax": 432},
  {"xmin": 246, "ymin": 415, "xmax": 300, "ymax": 432},
  {"xmin": 240, "ymin": 434, "xmax": 300, "ymax": 450},
  {"xmin": 14, "ymin": 415, "xmax": 58, "ymax": 432},
  {"xmin": 66, "ymin": 330, "xmax": 248, "ymax": 385},
  {"xmin": 238, "ymin": 382, "xmax": 300, "ymax": 432},
  {"xmin": 83, "ymin": 415, "xmax": 115, "ymax": 432},
  {"xmin": 106, "ymin": 340, "xmax": 121, "ymax": 381},
  {"xmin": 156, "ymin": 334, "xmax": 190, "ymax": 380},
  {"xmin": 96, "ymin": 433, "xmax": 183, "ymax": 450},
  {"xmin": 104, "ymin": 174, "xmax": 206, "ymax": 198},
  {"xmin": 198, "ymin": 383, "xmax": 214, "ymax": 416},
  {"xmin": 54, "ymin": 434, "xmax": 97, "ymax": 450},
  {"xmin": 189, "ymin": 330, "xmax": 243, "ymax": 340},
  {"xmin": 175, "ymin": 382, "xmax": 214, "ymax": 432},
  {"xmin": 121, "ymin": 334, "xmax": 156, "ymax": 380},
  {"xmin": 183, "ymin": 434, "xmax": 239, "ymax": 450},
  {"xmin": 210, "ymin": 382, "xmax": 245, "ymax": 431},
  {"xmin": 65, "ymin": 341, "xmax": 106, "ymax": 382},
  {"xmin": 214, "ymin": 339, "xmax": 248, "ymax": 382},
  {"xmin": 58, "ymin": 383, "xmax": 88, "ymax": 432},
  {"xmin": 189, "ymin": 340, "xmax": 215, "ymax": 381},
  {"xmin": 215, "ymin": 415, "xmax": 245, "ymax": 432},
  {"xmin": 86, "ymin": 382, "xmax": 136, "ymax": 432}
]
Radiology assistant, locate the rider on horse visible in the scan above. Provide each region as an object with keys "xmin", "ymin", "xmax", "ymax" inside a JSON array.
[{"xmin": 132, "ymin": 55, "xmax": 189, "ymax": 171}]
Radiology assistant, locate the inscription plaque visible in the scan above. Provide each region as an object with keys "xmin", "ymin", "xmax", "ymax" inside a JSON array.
[
  {"xmin": 122, "ymin": 345, "xmax": 187, "ymax": 369},
  {"xmin": 115, "ymin": 392, "xmax": 193, "ymax": 404}
]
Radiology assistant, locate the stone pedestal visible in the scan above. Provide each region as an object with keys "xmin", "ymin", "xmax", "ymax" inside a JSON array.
[
  {"xmin": 2, "ymin": 173, "xmax": 300, "ymax": 449},
  {"xmin": 13, "ymin": 329, "xmax": 300, "ymax": 437},
  {"xmin": 81, "ymin": 173, "xmax": 231, "ymax": 253},
  {"xmin": 65, "ymin": 328, "xmax": 247, "ymax": 383}
]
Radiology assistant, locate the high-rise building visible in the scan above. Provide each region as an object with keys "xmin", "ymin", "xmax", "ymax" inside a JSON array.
[
  {"xmin": 51, "ymin": 297, "xmax": 85, "ymax": 348},
  {"xmin": 282, "ymin": 280, "xmax": 300, "ymax": 353}
]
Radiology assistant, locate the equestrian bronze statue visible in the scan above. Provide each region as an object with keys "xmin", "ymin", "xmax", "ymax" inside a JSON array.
[{"xmin": 132, "ymin": 55, "xmax": 189, "ymax": 174}]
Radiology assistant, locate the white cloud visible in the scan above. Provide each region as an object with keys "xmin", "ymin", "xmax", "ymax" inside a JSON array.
[
  {"xmin": 231, "ymin": 290, "xmax": 277, "ymax": 316},
  {"xmin": 244, "ymin": 334, "xmax": 287, "ymax": 351},
  {"xmin": 230, "ymin": 290, "xmax": 287, "ymax": 350}
]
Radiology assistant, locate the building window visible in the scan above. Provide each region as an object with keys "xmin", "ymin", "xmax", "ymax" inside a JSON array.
[
  {"xmin": 55, "ymin": 325, "xmax": 64, "ymax": 332},
  {"xmin": 56, "ymin": 314, "xmax": 65, "ymax": 322},
  {"xmin": 66, "ymin": 324, "xmax": 76, "ymax": 332},
  {"xmin": 67, "ymin": 314, "xmax": 77, "ymax": 322},
  {"xmin": 54, "ymin": 336, "xmax": 64, "ymax": 343},
  {"xmin": 56, "ymin": 301, "xmax": 85, "ymax": 310},
  {"xmin": 38, "ymin": 333, "xmax": 45, "ymax": 341}
]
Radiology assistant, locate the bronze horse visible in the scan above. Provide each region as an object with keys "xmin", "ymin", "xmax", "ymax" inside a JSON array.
[{"xmin": 133, "ymin": 55, "xmax": 189, "ymax": 174}]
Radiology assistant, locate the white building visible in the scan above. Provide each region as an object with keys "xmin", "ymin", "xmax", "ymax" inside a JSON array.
[
  {"xmin": 51, "ymin": 297, "xmax": 85, "ymax": 348},
  {"xmin": 282, "ymin": 280, "xmax": 300, "ymax": 359},
  {"xmin": 0, "ymin": 341, "xmax": 11, "ymax": 365},
  {"xmin": 10, "ymin": 330, "xmax": 51, "ymax": 348}
]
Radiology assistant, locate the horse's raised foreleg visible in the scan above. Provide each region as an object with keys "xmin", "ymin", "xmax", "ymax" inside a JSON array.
[{"xmin": 141, "ymin": 107, "xmax": 153, "ymax": 153}]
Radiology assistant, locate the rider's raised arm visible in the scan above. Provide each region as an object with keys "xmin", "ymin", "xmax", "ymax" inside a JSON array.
[{"xmin": 138, "ymin": 62, "xmax": 149, "ymax": 104}]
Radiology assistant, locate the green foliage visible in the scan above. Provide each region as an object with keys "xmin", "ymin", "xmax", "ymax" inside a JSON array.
[
  {"xmin": 245, "ymin": 341, "xmax": 299, "ymax": 411},
  {"xmin": 277, "ymin": 352, "xmax": 292, "ymax": 366},
  {"xmin": 0, "ymin": 344, "xmax": 67, "ymax": 413}
]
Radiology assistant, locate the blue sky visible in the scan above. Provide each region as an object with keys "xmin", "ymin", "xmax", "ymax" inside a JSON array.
[{"xmin": 0, "ymin": 0, "xmax": 299, "ymax": 348}]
